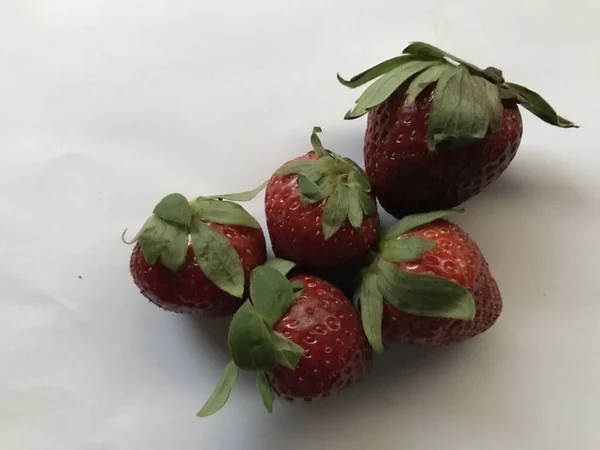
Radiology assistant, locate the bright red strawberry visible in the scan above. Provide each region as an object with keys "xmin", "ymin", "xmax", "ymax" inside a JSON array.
[
  {"xmin": 198, "ymin": 260, "xmax": 372, "ymax": 416},
  {"xmin": 125, "ymin": 192, "xmax": 266, "ymax": 316},
  {"xmin": 355, "ymin": 210, "xmax": 501, "ymax": 351},
  {"xmin": 339, "ymin": 41, "xmax": 577, "ymax": 218},
  {"xmin": 265, "ymin": 127, "xmax": 379, "ymax": 271}
]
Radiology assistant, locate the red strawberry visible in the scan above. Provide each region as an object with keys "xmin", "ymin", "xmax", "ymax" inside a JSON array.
[
  {"xmin": 198, "ymin": 260, "xmax": 372, "ymax": 416},
  {"xmin": 339, "ymin": 41, "xmax": 577, "ymax": 218},
  {"xmin": 265, "ymin": 127, "xmax": 379, "ymax": 271},
  {"xmin": 125, "ymin": 192, "xmax": 266, "ymax": 316},
  {"xmin": 354, "ymin": 210, "xmax": 501, "ymax": 351}
]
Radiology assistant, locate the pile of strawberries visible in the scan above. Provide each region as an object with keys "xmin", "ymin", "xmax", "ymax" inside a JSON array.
[{"xmin": 124, "ymin": 42, "xmax": 575, "ymax": 416}]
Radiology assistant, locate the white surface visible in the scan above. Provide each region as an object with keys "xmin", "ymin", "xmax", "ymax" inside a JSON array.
[{"xmin": 1, "ymin": 1, "xmax": 599, "ymax": 449}]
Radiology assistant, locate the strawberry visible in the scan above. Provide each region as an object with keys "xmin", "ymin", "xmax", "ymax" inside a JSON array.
[
  {"xmin": 354, "ymin": 210, "xmax": 501, "ymax": 351},
  {"xmin": 125, "ymin": 190, "xmax": 267, "ymax": 316},
  {"xmin": 265, "ymin": 127, "xmax": 379, "ymax": 271},
  {"xmin": 198, "ymin": 259, "xmax": 372, "ymax": 416},
  {"xmin": 339, "ymin": 41, "xmax": 577, "ymax": 218}
]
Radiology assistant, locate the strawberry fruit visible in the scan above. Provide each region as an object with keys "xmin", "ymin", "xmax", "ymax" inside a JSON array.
[
  {"xmin": 126, "ymin": 190, "xmax": 267, "ymax": 316},
  {"xmin": 265, "ymin": 127, "xmax": 379, "ymax": 271},
  {"xmin": 354, "ymin": 210, "xmax": 501, "ymax": 350},
  {"xmin": 198, "ymin": 259, "xmax": 372, "ymax": 416},
  {"xmin": 339, "ymin": 41, "xmax": 577, "ymax": 218}
]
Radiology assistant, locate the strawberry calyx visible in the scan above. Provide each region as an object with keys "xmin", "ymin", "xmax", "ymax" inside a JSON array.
[
  {"xmin": 338, "ymin": 41, "xmax": 577, "ymax": 151},
  {"xmin": 354, "ymin": 209, "xmax": 475, "ymax": 354},
  {"xmin": 198, "ymin": 259, "xmax": 305, "ymax": 417},
  {"xmin": 274, "ymin": 127, "xmax": 377, "ymax": 239},
  {"xmin": 123, "ymin": 192, "xmax": 262, "ymax": 298}
]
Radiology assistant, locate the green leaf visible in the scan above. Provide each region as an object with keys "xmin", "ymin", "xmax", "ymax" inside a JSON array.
[
  {"xmin": 354, "ymin": 270, "xmax": 384, "ymax": 354},
  {"xmin": 152, "ymin": 193, "xmax": 192, "ymax": 226},
  {"xmin": 190, "ymin": 218, "xmax": 245, "ymax": 298},
  {"xmin": 345, "ymin": 59, "xmax": 440, "ymax": 119},
  {"xmin": 137, "ymin": 216, "xmax": 188, "ymax": 271},
  {"xmin": 269, "ymin": 330, "xmax": 304, "ymax": 369},
  {"xmin": 478, "ymin": 77, "xmax": 503, "ymax": 135},
  {"xmin": 403, "ymin": 41, "xmax": 504, "ymax": 84},
  {"xmin": 197, "ymin": 361, "xmax": 239, "ymax": 417},
  {"xmin": 205, "ymin": 181, "xmax": 268, "ymax": 202},
  {"xmin": 322, "ymin": 184, "xmax": 351, "ymax": 239},
  {"xmin": 376, "ymin": 259, "xmax": 475, "ymax": 320},
  {"xmin": 263, "ymin": 258, "xmax": 296, "ymax": 276},
  {"xmin": 228, "ymin": 301, "xmax": 279, "ymax": 371},
  {"xmin": 347, "ymin": 194, "xmax": 364, "ymax": 228},
  {"xmin": 298, "ymin": 174, "xmax": 326, "ymax": 204},
  {"xmin": 310, "ymin": 126, "xmax": 328, "ymax": 158},
  {"xmin": 290, "ymin": 280, "xmax": 304, "ymax": 294},
  {"xmin": 405, "ymin": 63, "xmax": 451, "ymax": 104},
  {"xmin": 383, "ymin": 210, "xmax": 458, "ymax": 240},
  {"xmin": 250, "ymin": 266, "xmax": 295, "ymax": 327},
  {"xmin": 256, "ymin": 373, "xmax": 275, "ymax": 413},
  {"xmin": 427, "ymin": 65, "xmax": 491, "ymax": 151},
  {"xmin": 337, "ymin": 56, "xmax": 411, "ymax": 88},
  {"xmin": 357, "ymin": 190, "xmax": 377, "ymax": 216},
  {"xmin": 380, "ymin": 236, "xmax": 436, "ymax": 263},
  {"xmin": 505, "ymin": 82, "xmax": 577, "ymax": 128},
  {"xmin": 190, "ymin": 198, "xmax": 260, "ymax": 228}
]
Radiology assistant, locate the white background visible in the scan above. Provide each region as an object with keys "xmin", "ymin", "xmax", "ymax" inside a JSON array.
[{"xmin": 1, "ymin": 1, "xmax": 599, "ymax": 449}]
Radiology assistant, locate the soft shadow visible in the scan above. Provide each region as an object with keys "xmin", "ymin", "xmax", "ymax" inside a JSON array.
[{"xmin": 181, "ymin": 315, "xmax": 232, "ymax": 358}]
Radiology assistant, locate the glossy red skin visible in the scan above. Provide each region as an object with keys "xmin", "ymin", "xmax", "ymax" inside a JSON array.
[
  {"xmin": 365, "ymin": 85, "xmax": 523, "ymax": 218},
  {"xmin": 129, "ymin": 223, "xmax": 266, "ymax": 316},
  {"xmin": 382, "ymin": 219, "xmax": 502, "ymax": 345},
  {"xmin": 265, "ymin": 152, "xmax": 379, "ymax": 271},
  {"xmin": 268, "ymin": 275, "xmax": 372, "ymax": 401}
]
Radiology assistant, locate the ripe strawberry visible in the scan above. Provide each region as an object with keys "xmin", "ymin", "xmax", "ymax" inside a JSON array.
[
  {"xmin": 265, "ymin": 127, "xmax": 379, "ymax": 271},
  {"xmin": 354, "ymin": 210, "xmax": 501, "ymax": 351},
  {"xmin": 198, "ymin": 260, "xmax": 372, "ymax": 416},
  {"xmin": 125, "ymin": 191, "xmax": 267, "ymax": 316},
  {"xmin": 339, "ymin": 41, "xmax": 577, "ymax": 218}
]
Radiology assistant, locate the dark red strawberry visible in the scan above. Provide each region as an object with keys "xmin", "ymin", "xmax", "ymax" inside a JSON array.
[
  {"xmin": 265, "ymin": 127, "xmax": 379, "ymax": 271},
  {"xmin": 198, "ymin": 260, "xmax": 372, "ymax": 416},
  {"xmin": 354, "ymin": 210, "xmax": 501, "ymax": 351},
  {"xmin": 125, "ymin": 192, "xmax": 266, "ymax": 316},
  {"xmin": 339, "ymin": 41, "xmax": 577, "ymax": 218}
]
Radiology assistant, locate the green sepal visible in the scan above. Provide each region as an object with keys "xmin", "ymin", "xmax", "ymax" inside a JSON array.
[
  {"xmin": 190, "ymin": 217, "xmax": 245, "ymax": 298},
  {"xmin": 354, "ymin": 269, "xmax": 384, "ymax": 354},
  {"xmin": 204, "ymin": 180, "xmax": 269, "ymax": 202},
  {"xmin": 405, "ymin": 63, "xmax": 453, "ymax": 104},
  {"xmin": 345, "ymin": 59, "xmax": 442, "ymax": 119},
  {"xmin": 383, "ymin": 209, "xmax": 460, "ymax": 240},
  {"xmin": 263, "ymin": 258, "xmax": 296, "ymax": 277},
  {"xmin": 197, "ymin": 360, "xmax": 239, "ymax": 417},
  {"xmin": 269, "ymin": 329, "xmax": 304, "ymax": 369},
  {"xmin": 403, "ymin": 41, "xmax": 505, "ymax": 84},
  {"xmin": 322, "ymin": 184, "xmax": 351, "ymax": 239},
  {"xmin": 337, "ymin": 55, "xmax": 411, "ymax": 88},
  {"xmin": 380, "ymin": 236, "xmax": 436, "ymax": 263},
  {"xmin": 428, "ymin": 65, "xmax": 498, "ymax": 151},
  {"xmin": 256, "ymin": 373, "xmax": 275, "ymax": 413},
  {"xmin": 310, "ymin": 126, "xmax": 328, "ymax": 157},
  {"xmin": 298, "ymin": 174, "xmax": 327, "ymax": 204},
  {"xmin": 250, "ymin": 266, "xmax": 295, "ymax": 327},
  {"xmin": 504, "ymin": 82, "xmax": 577, "ymax": 128},
  {"xmin": 375, "ymin": 259, "xmax": 475, "ymax": 320},
  {"xmin": 190, "ymin": 198, "xmax": 260, "ymax": 228},
  {"xmin": 136, "ymin": 216, "xmax": 188, "ymax": 272},
  {"xmin": 152, "ymin": 193, "xmax": 192, "ymax": 226},
  {"xmin": 228, "ymin": 301, "xmax": 280, "ymax": 371}
]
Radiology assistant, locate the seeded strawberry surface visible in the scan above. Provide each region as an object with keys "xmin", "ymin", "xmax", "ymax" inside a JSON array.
[
  {"xmin": 365, "ymin": 86, "xmax": 523, "ymax": 218},
  {"xmin": 381, "ymin": 219, "xmax": 502, "ymax": 345},
  {"xmin": 267, "ymin": 275, "xmax": 372, "ymax": 400},
  {"xmin": 266, "ymin": 153, "xmax": 379, "ymax": 271},
  {"xmin": 130, "ymin": 223, "xmax": 266, "ymax": 316}
]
